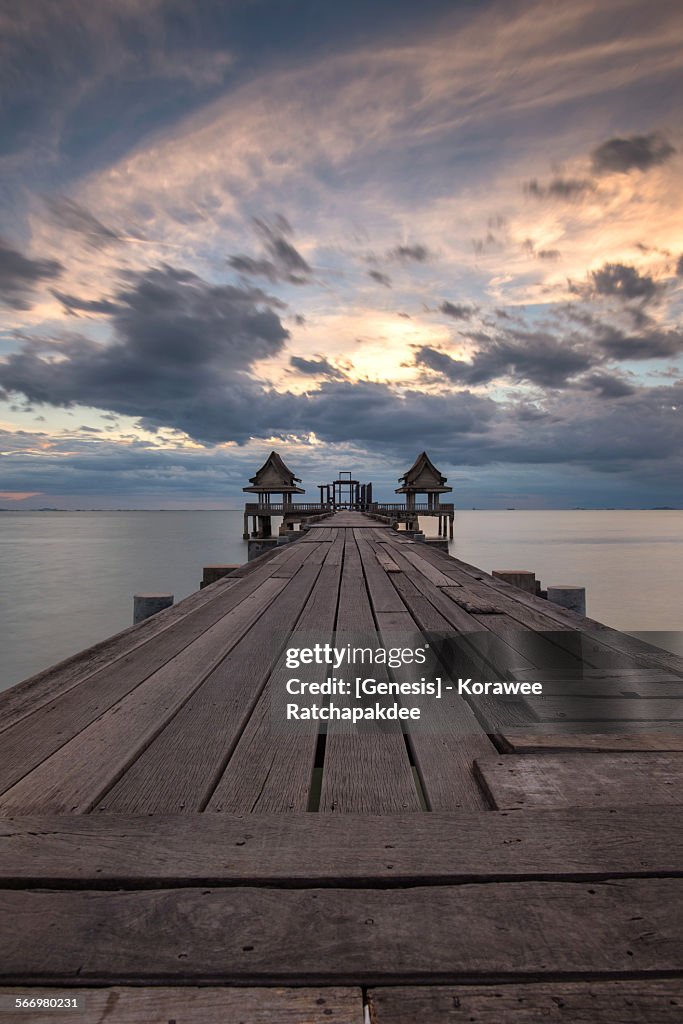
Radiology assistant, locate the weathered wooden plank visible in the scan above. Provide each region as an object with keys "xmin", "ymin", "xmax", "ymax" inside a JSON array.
[
  {"xmin": 0, "ymin": 534, "xmax": 307, "ymax": 736},
  {"xmin": 96, "ymin": 563, "xmax": 325, "ymax": 813},
  {"xmin": 369, "ymin": 573, "xmax": 495, "ymax": 811},
  {"xmin": 0, "ymin": 546, "xmax": 314, "ymax": 797},
  {"xmin": 510, "ymin": 678, "xmax": 683, "ymax": 697},
  {"xmin": 2, "ymin": 879, "xmax": 681, "ymax": 982},
  {"xmin": 382, "ymin": 542, "xmax": 456, "ymax": 587},
  {"xmin": 369, "ymin": 981, "xmax": 683, "ymax": 1023},
  {"xmin": 527, "ymin": 696, "xmax": 683, "ymax": 722},
  {"xmin": 476, "ymin": 752, "xmax": 683, "ymax": 810},
  {"xmin": 301, "ymin": 527, "xmax": 333, "ymax": 541},
  {"xmin": 0, "ymin": 986, "xmax": 363, "ymax": 1024},
  {"xmin": 0, "ymin": 577, "xmax": 240, "ymax": 736},
  {"xmin": 510, "ymin": 668, "xmax": 683, "ymax": 681},
  {"xmin": 389, "ymin": 569, "xmax": 481, "ymax": 635},
  {"xmin": 446, "ymin": 555, "xmax": 683, "ymax": 676},
  {"xmin": 445, "ymin": 590, "xmax": 501, "ymax": 614},
  {"xmin": 374, "ymin": 550, "xmax": 400, "ymax": 572},
  {"xmin": 463, "ymin": 608, "xmax": 589, "ymax": 675},
  {"xmin": 353, "ymin": 530, "xmax": 408, "ymax": 613},
  {"xmin": 319, "ymin": 532, "xmax": 420, "ymax": 813},
  {"xmin": 206, "ymin": 541, "xmax": 345, "ymax": 814},
  {"xmin": 2, "ymin": 807, "xmax": 682, "ymax": 885},
  {"xmin": 0, "ymin": 577, "xmax": 289, "ymax": 813},
  {"xmin": 498, "ymin": 731, "xmax": 683, "ymax": 753}
]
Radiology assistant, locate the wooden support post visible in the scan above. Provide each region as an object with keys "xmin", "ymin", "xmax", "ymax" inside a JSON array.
[
  {"xmin": 449, "ymin": 515, "xmax": 453, "ymax": 539},
  {"xmin": 547, "ymin": 585, "xmax": 586, "ymax": 615},
  {"xmin": 133, "ymin": 593, "xmax": 173, "ymax": 624},
  {"xmin": 201, "ymin": 565, "xmax": 240, "ymax": 589},
  {"xmin": 243, "ymin": 512, "xmax": 249, "ymax": 540},
  {"xmin": 492, "ymin": 570, "xmax": 536, "ymax": 593}
]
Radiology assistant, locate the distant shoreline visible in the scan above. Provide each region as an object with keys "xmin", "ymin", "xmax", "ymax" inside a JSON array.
[{"xmin": 1, "ymin": 507, "xmax": 680, "ymax": 513}]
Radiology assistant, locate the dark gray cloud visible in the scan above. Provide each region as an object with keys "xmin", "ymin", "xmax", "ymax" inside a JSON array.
[
  {"xmin": 52, "ymin": 291, "xmax": 118, "ymax": 315},
  {"xmin": 368, "ymin": 269, "xmax": 392, "ymax": 287},
  {"xmin": 228, "ymin": 216, "xmax": 312, "ymax": 285},
  {"xmin": 388, "ymin": 243, "xmax": 430, "ymax": 263},
  {"xmin": 227, "ymin": 255, "xmax": 281, "ymax": 280},
  {"xmin": 524, "ymin": 177, "xmax": 592, "ymax": 199},
  {"xmin": 439, "ymin": 300, "xmax": 475, "ymax": 320},
  {"xmin": 676, "ymin": 255, "xmax": 683, "ymax": 277},
  {"xmin": 593, "ymin": 323, "xmax": 683, "ymax": 360},
  {"xmin": 0, "ymin": 265, "xmax": 291, "ymax": 443},
  {"xmin": 289, "ymin": 355, "xmax": 343, "ymax": 379},
  {"xmin": 579, "ymin": 372, "xmax": 636, "ymax": 398},
  {"xmin": 416, "ymin": 330, "xmax": 595, "ymax": 389},
  {"xmin": 591, "ymin": 133, "xmax": 676, "ymax": 174},
  {"xmin": 44, "ymin": 196, "xmax": 122, "ymax": 248},
  {"xmin": 0, "ymin": 237, "xmax": 62, "ymax": 309},
  {"xmin": 2, "ymin": 383, "xmax": 682, "ymax": 504},
  {"xmin": 590, "ymin": 262, "xmax": 660, "ymax": 302}
]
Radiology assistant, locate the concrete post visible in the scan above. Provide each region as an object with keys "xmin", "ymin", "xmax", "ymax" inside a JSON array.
[
  {"xmin": 547, "ymin": 585, "xmax": 586, "ymax": 616},
  {"xmin": 133, "ymin": 593, "xmax": 173, "ymax": 624}
]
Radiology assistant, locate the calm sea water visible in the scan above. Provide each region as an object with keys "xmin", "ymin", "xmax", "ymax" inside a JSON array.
[{"xmin": 0, "ymin": 509, "xmax": 681, "ymax": 691}]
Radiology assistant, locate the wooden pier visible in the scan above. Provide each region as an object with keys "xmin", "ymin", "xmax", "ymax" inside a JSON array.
[{"xmin": 1, "ymin": 511, "xmax": 682, "ymax": 1021}]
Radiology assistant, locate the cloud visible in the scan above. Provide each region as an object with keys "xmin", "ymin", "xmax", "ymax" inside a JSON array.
[
  {"xmin": 579, "ymin": 372, "xmax": 636, "ymax": 398},
  {"xmin": 289, "ymin": 355, "xmax": 343, "ymax": 379},
  {"xmin": 591, "ymin": 133, "xmax": 676, "ymax": 174},
  {"xmin": 524, "ymin": 177, "xmax": 592, "ymax": 199},
  {"xmin": 228, "ymin": 216, "xmax": 312, "ymax": 285},
  {"xmin": 387, "ymin": 243, "xmax": 430, "ymax": 263},
  {"xmin": 0, "ymin": 237, "xmax": 62, "ymax": 309},
  {"xmin": 368, "ymin": 269, "xmax": 392, "ymax": 287},
  {"xmin": 439, "ymin": 300, "xmax": 475, "ymax": 320},
  {"xmin": 593, "ymin": 323, "xmax": 683, "ymax": 360},
  {"xmin": 590, "ymin": 262, "xmax": 661, "ymax": 302},
  {"xmin": 44, "ymin": 196, "xmax": 122, "ymax": 249},
  {"xmin": 52, "ymin": 291, "xmax": 119, "ymax": 315},
  {"xmin": 537, "ymin": 248, "xmax": 561, "ymax": 261},
  {"xmin": 0, "ymin": 264, "xmax": 291, "ymax": 443},
  {"xmin": 415, "ymin": 330, "xmax": 595, "ymax": 389},
  {"xmin": 676, "ymin": 255, "xmax": 683, "ymax": 277}
]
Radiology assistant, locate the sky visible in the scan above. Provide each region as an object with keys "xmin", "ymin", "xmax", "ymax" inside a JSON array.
[{"xmin": 0, "ymin": 0, "xmax": 682, "ymax": 509}]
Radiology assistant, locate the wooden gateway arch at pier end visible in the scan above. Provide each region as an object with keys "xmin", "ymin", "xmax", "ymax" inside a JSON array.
[{"xmin": 0, "ymin": 506, "xmax": 682, "ymax": 1019}]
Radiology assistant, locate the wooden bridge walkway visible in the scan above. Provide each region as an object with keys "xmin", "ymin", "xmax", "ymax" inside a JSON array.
[{"xmin": 1, "ymin": 511, "xmax": 682, "ymax": 1021}]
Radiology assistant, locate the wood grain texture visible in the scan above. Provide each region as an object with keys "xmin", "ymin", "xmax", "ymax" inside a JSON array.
[
  {"xmin": 2, "ymin": 879, "xmax": 682, "ymax": 983},
  {"xmin": 369, "ymin": 981, "xmax": 683, "ymax": 1023},
  {"xmin": 0, "ymin": 549, "xmax": 308, "ymax": 799},
  {"xmin": 319, "ymin": 532, "xmax": 420, "ymax": 813},
  {"xmin": 0, "ymin": 577, "xmax": 239, "ymax": 736},
  {"xmin": 498, "ymin": 731, "xmax": 683, "ymax": 753},
  {"xmin": 0, "ymin": 986, "xmax": 363, "ymax": 1024},
  {"xmin": 95, "ymin": 562, "xmax": 325, "ymax": 813},
  {"xmin": 476, "ymin": 752, "xmax": 683, "ymax": 809},
  {"xmin": 206, "ymin": 539, "xmax": 345, "ymax": 814},
  {"xmin": 2, "ymin": 807, "xmax": 682, "ymax": 885},
  {"xmin": 0, "ymin": 577, "xmax": 288, "ymax": 813},
  {"xmin": 526, "ymin": 696, "xmax": 683, "ymax": 722},
  {"xmin": 445, "ymin": 555, "xmax": 683, "ymax": 676}
]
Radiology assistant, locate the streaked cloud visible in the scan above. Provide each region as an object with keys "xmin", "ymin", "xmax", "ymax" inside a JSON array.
[{"xmin": 0, "ymin": 0, "xmax": 681, "ymax": 505}]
